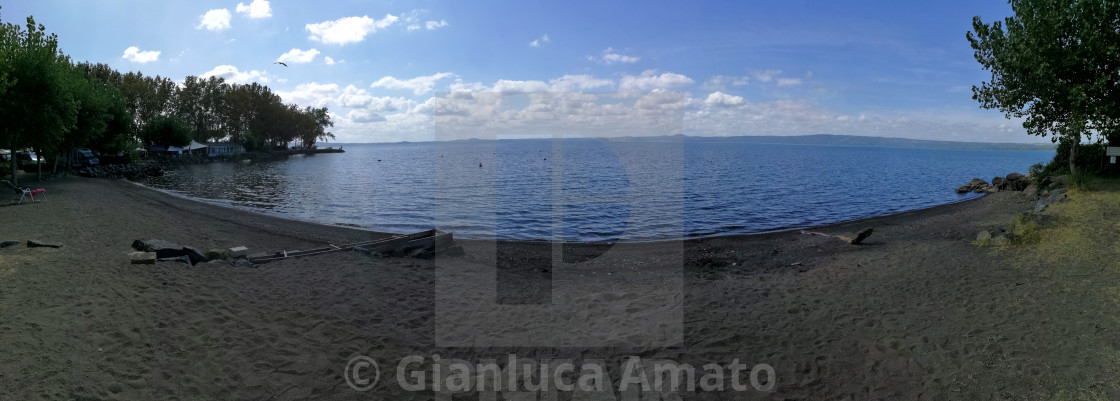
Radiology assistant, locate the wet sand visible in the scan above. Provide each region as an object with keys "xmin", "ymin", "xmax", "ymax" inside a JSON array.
[{"xmin": 1, "ymin": 176, "xmax": 1116, "ymax": 400}]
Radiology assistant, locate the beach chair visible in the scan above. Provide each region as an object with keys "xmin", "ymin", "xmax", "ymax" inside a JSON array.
[{"xmin": 4, "ymin": 180, "xmax": 44, "ymax": 204}]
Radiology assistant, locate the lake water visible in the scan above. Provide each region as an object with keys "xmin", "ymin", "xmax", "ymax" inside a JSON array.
[{"xmin": 138, "ymin": 139, "xmax": 1054, "ymax": 242}]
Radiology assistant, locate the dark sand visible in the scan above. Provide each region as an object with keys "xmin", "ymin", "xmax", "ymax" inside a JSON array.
[{"xmin": 1, "ymin": 176, "xmax": 1117, "ymax": 400}]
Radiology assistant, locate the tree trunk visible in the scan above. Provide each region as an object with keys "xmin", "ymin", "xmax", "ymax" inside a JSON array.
[{"xmin": 1069, "ymin": 140, "xmax": 1079, "ymax": 174}]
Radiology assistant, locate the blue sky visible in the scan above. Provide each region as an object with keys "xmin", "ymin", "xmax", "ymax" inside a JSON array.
[{"xmin": 3, "ymin": 1, "xmax": 1035, "ymax": 143}]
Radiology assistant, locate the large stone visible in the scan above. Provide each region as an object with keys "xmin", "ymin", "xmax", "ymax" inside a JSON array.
[
  {"xmin": 0, "ymin": 240, "xmax": 20, "ymax": 248},
  {"xmin": 1050, "ymin": 175, "xmax": 1067, "ymax": 188},
  {"xmin": 205, "ymin": 248, "xmax": 228, "ymax": 260},
  {"xmin": 132, "ymin": 239, "xmax": 184, "ymax": 258},
  {"xmin": 976, "ymin": 230, "xmax": 992, "ymax": 243},
  {"xmin": 229, "ymin": 246, "xmax": 249, "ymax": 257},
  {"xmin": 130, "ymin": 251, "xmax": 157, "ymax": 264},
  {"xmin": 27, "ymin": 239, "xmax": 62, "ymax": 248},
  {"xmin": 1023, "ymin": 184, "xmax": 1038, "ymax": 198},
  {"xmin": 1005, "ymin": 172, "xmax": 1025, "ymax": 181},
  {"xmin": 992, "ymin": 176, "xmax": 1005, "ymax": 189},
  {"xmin": 849, "ymin": 228, "xmax": 874, "ymax": 245},
  {"xmin": 181, "ymin": 246, "xmax": 208, "ymax": 264}
]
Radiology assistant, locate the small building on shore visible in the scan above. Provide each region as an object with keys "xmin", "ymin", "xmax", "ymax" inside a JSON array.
[{"xmin": 204, "ymin": 142, "xmax": 245, "ymax": 157}]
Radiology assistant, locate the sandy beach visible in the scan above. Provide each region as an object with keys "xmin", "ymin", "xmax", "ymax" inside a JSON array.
[{"xmin": 2, "ymin": 176, "xmax": 1118, "ymax": 400}]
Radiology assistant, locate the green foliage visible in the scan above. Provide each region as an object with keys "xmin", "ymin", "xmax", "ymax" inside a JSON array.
[
  {"xmin": 141, "ymin": 115, "xmax": 191, "ymax": 147},
  {"xmin": 967, "ymin": 0, "xmax": 1120, "ymax": 172}
]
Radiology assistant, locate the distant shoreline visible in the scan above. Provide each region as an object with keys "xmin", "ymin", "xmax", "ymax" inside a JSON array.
[{"xmin": 328, "ymin": 134, "xmax": 1058, "ymax": 151}]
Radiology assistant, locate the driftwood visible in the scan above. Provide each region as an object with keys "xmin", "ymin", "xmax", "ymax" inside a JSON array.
[{"xmin": 800, "ymin": 228, "xmax": 874, "ymax": 245}]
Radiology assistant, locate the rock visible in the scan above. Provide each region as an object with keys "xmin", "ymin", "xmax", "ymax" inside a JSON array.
[
  {"xmin": 26, "ymin": 239, "xmax": 62, "ymax": 248},
  {"xmin": 181, "ymin": 246, "xmax": 208, "ymax": 264},
  {"xmin": 158, "ymin": 255, "xmax": 192, "ymax": 265},
  {"xmin": 130, "ymin": 251, "xmax": 157, "ymax": 264},
  {"xmin": 992, "ymin": 176, "xmax": 1005, "ymax": 189},
  {"xmin": 229, "ymin": 246, "xmax": 249, "ymax": 258},
  {"xmin": 1023, "ymin": 184, "xmax": 1038, "ymax": 198},
  {"xmin": 976, "ymin": 230, "xmax": 992, "ymax": 243},
  {"xmin": 1048, "ymin": 188, "xmax": 1067, "ymax": 204},
  {"xmin": 205, "ymin": 248, "xmax": 228, "ymax": 260},
  {"xmin": 234, "ymin": 259, "xmax": 254, "ymax": 268},
  {"xmin": 1050, "ymin": 175, "xmax": 1067, "ymax": 188},
  {"xmin": 1005, "ymin": 172, "xmax": 1025, "ymax": 181},
  {"xmin": 849, "ymin": 228, "xmax": 874, "ymax": 245},
  {"xmin": 957, "ymin": 178, "xmax": 990, "ymax": 193},
  {"xmin": 132, "ymin": 239, "xmax": 184, "ymax": 258},
  {"xmin": 1034, "ymin": 198, "xmax": 1049, "ymax": 213},
  {"xmin": 0, "ymin": 240, "xmax": 20, "ymax": 248},
  {"xmin": 204, "ymin": 260, "xmax": 232, "ymax": 266}
]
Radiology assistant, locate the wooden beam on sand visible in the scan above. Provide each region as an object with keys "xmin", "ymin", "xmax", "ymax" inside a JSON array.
[{"xmin": 248, "ymin": 229, "xmax": 453, "ymax": 264}]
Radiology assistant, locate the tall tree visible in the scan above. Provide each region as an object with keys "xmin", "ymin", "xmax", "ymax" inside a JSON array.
[
  {"xmin": 968, "ymin": 0, "xmax": 1120, "ymax": 173},
  {"xmin": 0, "ymin": 10, "xmax": 77, "ymax": 184}
]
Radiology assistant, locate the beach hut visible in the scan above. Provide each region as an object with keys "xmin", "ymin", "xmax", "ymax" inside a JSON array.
[{"xmin": 186, "ymin": 141, "xmax": 208, "ymax": 155}]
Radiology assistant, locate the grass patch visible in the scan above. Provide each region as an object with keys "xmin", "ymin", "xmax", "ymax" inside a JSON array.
[{"xmin": 1032, "ymin": 177, "xmax": 1120, "ymax": 265}]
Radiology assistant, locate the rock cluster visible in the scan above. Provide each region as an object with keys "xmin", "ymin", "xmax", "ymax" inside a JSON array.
[
  {"xmin": 956, "ymin": 172, "xmax": 1030, "ymax": 194},
  {"xmin": 130, "ymin": 239, "xmax": 254, "ymax": 267},
  {"xmin": 78, "ymin": 164, "xmax": 163, "ymax": 179}
]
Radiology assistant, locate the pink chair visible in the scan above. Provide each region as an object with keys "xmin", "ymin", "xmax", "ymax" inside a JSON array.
[{"xmin": 4, "ymin": 180, "xmax": 44, "ymax": 204}]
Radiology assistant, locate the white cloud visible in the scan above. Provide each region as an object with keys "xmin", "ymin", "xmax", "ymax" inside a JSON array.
[
  {"xmin": 348, "ymin": 109, "xmax": 387, "ymax": 123},
  {"xmin": 122, "ymin": 46, "xmax": 160, "ymax": 63},
  {"xmin": 752, "ymin": 69, "xmax": 781, "ymax": 82},
  {"xmin": 704, "ymin": 91, "xmax": 744, "ymax": 107},
  {"xmin": 491, "ymin": 79, "xmax": 551, "ymax": 93},
  {"xmin": 307, "ymin": 14, "xmax": 398, "ymax": 45},
  {"xmin": 703, "ymin": 75, "xmax": 749, "ymax": 90},
  {"xmin": 197, "ymin": 9, "xmax": 232, "ymax": 31},
  {"xmin": 276, "ymin": 48, "xmax": 320, "ymax": 64},
  {"xmin": 619, "ymin": 70, "xmax": 694, "ymax": 92},
  {"xmin": 777, "ymin": 78, "xmax": 803, "ymax": 86},
  {"xmin": 200, "ymin": 65, "xmax": 268, "ymax": 84},
  {"xmin": 529, "ymin": 34, "xmax": 550, "ymax": 47},
  {"xmin": 370, "ymin": 72, "xmax": 454, "ymax": 95},
  {"xmin": 548, "ymin": 75, "xmax": 613, "ymax": 91},
  {"xmin": 324, "ymin": 56, "xmax": 336, "ymax": 65},
  {"xmin": 600, "ymin": 47, "xmax": 639, "ymax": 64},
  {"xmin": 235, "ymin": 0, "xmax": 271, "ymax": 19},
  {"xmin": 407, "ymin": 24, "xmax": 421, "ymax": 31},
  {"xmin": 426, "ymin": 20, "xmax": 448, "ymax": 30}
]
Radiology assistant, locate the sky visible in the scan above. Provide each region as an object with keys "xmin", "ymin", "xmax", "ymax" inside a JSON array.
[{"xmin": 2, "ymin": 0, "xmax": 1038, "ymax": 143}]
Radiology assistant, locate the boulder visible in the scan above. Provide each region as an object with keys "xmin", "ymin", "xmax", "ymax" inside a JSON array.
[
  {"xmin": 976, "ymin": 230, "xmax": 992, "ymax": 243},
  {"xmin": 849, "ymin": 228, "xmax": 874, "ymax": 245},
  {"xmin": 181, "ymin": 246, "xmax": 208, "ymax": 264},
  {"xmin": 27, "ymin": 239, "xmax": 62, "ymax": 248},
  {"xmin": 957, "ymin": 178, "xmax": 990, "ymax": 193},
  {"xmin": 992, "ymin": 176, "xmax": 1005, "ymax": 189},
  {"xmin": 130, "ymin": 251, "xmax": 157, "ymax": 265},
  {"xmin": 1023, "ymin": 184, "xmax": 1038, "ymax": 198},
  {"xmin": 132, "ymin": 239, "xmax": 184, "ymax": 258},
  {"xmin": 0, "ymin": 240, "xmax": 20, "ymax": 248},
  {"xmin": 205, "ymin": 248, "xmax": 228, "ymax": 260},
  {"xmin": 1050, "ymin": 175, "xmax": 1067, "ymax": 188},
  {"xmin": 234, "ymin": 259, "xmax": 255, "ymax": 268},
  {"xmin": 229, "ymin": 246, "xmax": 249, "ymax": 257},
  {"xmin": 1005, "ymin": 172, "xmax": 1025, "ymax": 181}
]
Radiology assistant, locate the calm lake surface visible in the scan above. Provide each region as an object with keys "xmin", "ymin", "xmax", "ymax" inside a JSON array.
[{"xmin": 139, "ymin": 139, "xmax": 1054, "ymax": 242}]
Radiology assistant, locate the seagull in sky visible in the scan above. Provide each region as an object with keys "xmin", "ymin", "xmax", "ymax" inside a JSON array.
[{"xmin": 274, "ymin": 61, "xmax": 287, "ymax": 67}]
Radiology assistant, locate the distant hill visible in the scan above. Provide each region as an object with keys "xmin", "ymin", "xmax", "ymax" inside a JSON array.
[{"xmin": 613, "ymin": 134, "xmax": 1056, "ymax": 151}]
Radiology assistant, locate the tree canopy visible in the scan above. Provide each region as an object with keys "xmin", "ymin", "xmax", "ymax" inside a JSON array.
[
  {"xmin": 967, "ymin": 0, "xmax": 1120, "ymax": 172},
  {"xmin": 0, "ymin": 6, "xmax": 335, "ymax": 184}
]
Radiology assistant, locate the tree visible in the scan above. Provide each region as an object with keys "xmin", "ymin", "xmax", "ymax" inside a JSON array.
[
  {"xmin": 141, "ymin": 115, "xmax": 191, "ymax": 148},
  {"xmin": 0, "ymin": 10, "xmax": 78, "ymax": 184},
  {"xmin": 968, "ymin": 0, "xmax": 1120, "ymax": 173}
]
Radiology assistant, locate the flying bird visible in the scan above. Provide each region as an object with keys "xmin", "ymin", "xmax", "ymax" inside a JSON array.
[{"xmin": 274, "ymin": 61, "xmax": 288, "ymax": 67}]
